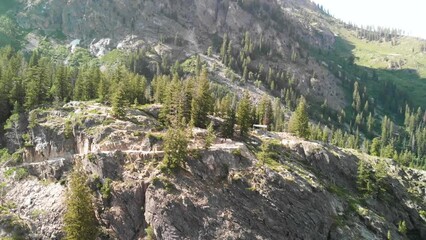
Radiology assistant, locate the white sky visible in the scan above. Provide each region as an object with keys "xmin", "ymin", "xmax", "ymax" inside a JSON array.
[{"xmin": 311, "ymin": 0, "xmax": 426, "ymax": 39}]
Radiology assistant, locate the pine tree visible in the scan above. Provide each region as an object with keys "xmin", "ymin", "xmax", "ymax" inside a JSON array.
[
  {"xmin": 64, "ymin": 168, "xmax": 99, "ymax": 240},
  {"xmin": 258, "ymin": 140, "xmax": 271, "ymax": 167},
  {"xmin": 191, "ymin": 68, "xmax": 212, "ymax": 128},
  {"xmin": 375, "ymin": 160, "xmax": 388, "ymax": 195},
  {"xmin": 111, "ymin": 84, "xmax": 126, "ymax": 118},
  {"xmin": 237, "ymin": 91, "xmax": 252, "ymax": 137},
  {"xmin": 367, "ymin": 112, "xmax": 374, "ymax": 134},
  {"xmin": 257, "ymin": 94, "xmax": 273, "ymax": 128},
  {"xmin": 222, "ymin": 104, "xmax": 236, "ymax": 138},
  {"xmin": 163, "ymin": 123, "xmax": 189, "ymax": 170},
  {"xmin": 357, "ymin": 160, "xmax": 372, "ymax": 196},
  {"xmin": 97, "ymin": 77, "xmax": 109, "ymax": 103},
  {"xmin": 370, "ymin": 137, "xmax": 381, "ymax": 156},
  {"xmin": 52, "ymin": 65, "xmax": 71, "ymax": 101},
  {"xmin": 73, "ymin": 70, "xmax": 86, "ymax": 101},
  {"xmin": 288, "ymin": 97, "xmax": 310, "ymax": 138},
  {"xmin": 25, "ymin": 66, "xmax": 47, "ymax": 109},
  {"xmin": 204, "ymin": 122, "xmax": 215, "ymax": 149}
]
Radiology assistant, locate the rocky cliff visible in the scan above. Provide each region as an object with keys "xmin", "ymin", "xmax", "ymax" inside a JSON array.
[
  {"xmin": 12, "ymin": 0, "xmax": 344, "ymax": 109},
  {"xmin": 1, "ymin": 102, "xmax": 425, "ymax": 239}
]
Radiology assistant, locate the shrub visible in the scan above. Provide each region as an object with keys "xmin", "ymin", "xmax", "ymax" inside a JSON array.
[
  {"xmin": 420, "ymin": 210, "xmax": 426, "ymax": 219},
  {"xmin": 231, "ymin": 149, "xmax": 242, "ymax": 157},
  {"xmin": 4, "ymin": 167, "xmax": 28, "ymax": 180},
  {"xmin": 398, "ymin": 220, "xmax": 407, "ymax": 235},
  {"xmin": 100, "ymin": 178, "xmax": 112, "ymax": 200},
  {"xmin": 64, "ymin": 119, "xmax": 73, "ymax": 139},
  {"xmin": 87, "ymin": 153, "xmax": 97, "ymax": 163},
  {"xmin": 145, "ymin": 226, "xmax": 156, "ymax": 240}
]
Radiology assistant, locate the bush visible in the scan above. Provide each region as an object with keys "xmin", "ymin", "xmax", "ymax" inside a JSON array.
[
  {"xmin": 231, "ymin": 149, "xmax": 242, "ymax": 157},
  {"xmin": 4, "ymin": 167, "xmax": 28, "ymax": 180},
  {"xmin": 87, "ymin": 153, "xmax": 97, "ymax": 163},
  {"xmin": 0, "ymin": 149, "xmax": 10, "ymax": 163},
  {"xmin": 145, "ymin": 226, "xmax": 156, "ymax": 240},
  {"xmin": 64, "ymin": 120, "xmax": 73, "ymax": 139},
  {"xmin": 100, "ymin": 178, "xmax": 112, "ymax": 200},
  {"xmin": 398, "ymin": 220, "xmax": 407, "ymax": 235},
  {"xmin": 420, "ymin": 210, "xmax": 426, "ymax": 219}
]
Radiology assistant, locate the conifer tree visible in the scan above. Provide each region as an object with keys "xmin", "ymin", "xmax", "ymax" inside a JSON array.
[
  {"xmin": 237, "ymin": 91, "xmax": 252, "ymax": 137},
  {"xmin": 52, "ymin": 65, "xmax": 71, "ymax": 101},
  {"xmin": 357, "ymin": 160, "xmax": 372, "ymax": 197},
  {"xmin": 97, "ymin": 77, "xmax": 109, "ymax": 103},
  {"xmin": 25, "ymin": 66, "xmax": 47, "ymax": 109},
  {"xmin": 370, "ymin": 137, "xmax": 381, "ymax": 156},
  {"xmin": 288, "ymin": 97, "xmax": 310, "ymax": 138},
  {"xmin": 64, "ymin": 168, "xmax": 98, "ymax": 240},
  {"xmin": 163, "ymin": 121, "xmax": 189, "ymax": 170},
  {"xmin": 191, "ymin": 68, "xmax": 212, "ymax": 128},
  {"xmin": 111, "ymin": 84, "xmax": 126, "ymax": 118},
  {"xmin": 204, "ymin": 122, "xmax": 215, "ymax": 149},
  {"xmin": 375, "ymin": 160, "xmax": 388, "ymax": 194},
  {"xmin": 257, "ymin": 94, "xmax": 273, "ymax": 128},
  {"xmin": 222, "ymin": 104, "xmax": 236, "ymax": 138},
  {"xmin": 258, "ymin": 140, "xmax": 271, "ymax": 167}
]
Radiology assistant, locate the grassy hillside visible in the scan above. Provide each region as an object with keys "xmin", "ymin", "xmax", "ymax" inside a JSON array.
[{"xmin": 337, "ymin": 28, "xmax": 426, "ymax": 108}]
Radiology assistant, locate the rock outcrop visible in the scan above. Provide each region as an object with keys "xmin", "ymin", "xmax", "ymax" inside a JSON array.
[{"xmin": 1, "ymin": 102, "xmax": 425, "ymax": 239}]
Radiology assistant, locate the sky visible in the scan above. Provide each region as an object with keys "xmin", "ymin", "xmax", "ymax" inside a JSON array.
[{"xmin": 311, "ymin": 0, "xmax": 426, "ymax": 39}]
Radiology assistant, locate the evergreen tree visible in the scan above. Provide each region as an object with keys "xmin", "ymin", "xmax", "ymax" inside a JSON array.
[
  {"xmin": 370, "ymin": 137, "xmax": 381, "ymax": 156},
  {"xmin": 258, "ymin": 140, "xmax": 271, "ymax": 167},
  {"xmin": 163, "ymin": 123, "xmax": 189, "ymax": 170},
  {"xmin": 191, "ymin": 68, "xmax": 212, "ymax": 128},
  {"xmin": 160, "ymin": 75, "xmax": 183, "ymax": 125},
  {"xmin": 204, "ymin": 122, "xmax": 215, "ymax": 149},
  {"xmin": 222, "ymin": 104, "xmax": 236, "ymax": 138},
  {"xmin": 288, "ymin": 97, "xmax": 310, "ymax": 138},
  {"xmin": 25, "ymin": 66, "xmax": 47, "ymax": 109},
  {"xmin": 257, "ymin": 94, "xmax": 273, "ymax": 128},
  {"xmin": 52, "ymin": 65, "xmax": 71, "ymax": 101},
  {"xmin": 64, "ymin": 168, "xmax": 99, "ymax": 240},
  {"xmin": 357, "ymin": 160, "xmax": 372, "ymax": 197},
  {"xmin": 375, "ymin": 160, "xmax": 388, "ymax": 195},
  {"xmin": 237, "ymin": 91, "xmax": 252, "ymax": 137},
  {"xmin": 111, "ymin": 84, "xmax": 126, "ymax": 118},
  {"xmin": 367, "ymin": 112, "xmax": 374, "ymax": 134},
  {"xmin": 97, "ymin": 77, "xmax": 109, "ymax": 103}
]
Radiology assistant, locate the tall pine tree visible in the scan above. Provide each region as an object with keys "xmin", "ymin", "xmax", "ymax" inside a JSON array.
[
  {"xmin": 288, "ymin": 97, "xmax": 310, "ymax": 138},
  {"xmin": 64, "ymin": 168, "xmax": 99, "ymax": 240}
]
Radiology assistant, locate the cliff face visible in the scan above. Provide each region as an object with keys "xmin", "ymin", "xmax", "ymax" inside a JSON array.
[
  {"xmin": 14, "ymin": 0, "xmax": 344, "ymax": 109},
  {"xmin": 1, "ymin": 102, "xmax": 425, "ymax": 239},
  {"xmin": 17, "ymin": 0, "xmax": 331, "ymax": 46}
]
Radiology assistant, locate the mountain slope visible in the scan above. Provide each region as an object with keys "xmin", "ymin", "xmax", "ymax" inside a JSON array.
[
  {"xmin": 0, "ymin": 1, "xmax": 426, "ymax": 239},
  {"xmin": 1, "ymin": 102, "xmax": 425, "ymax": 239}
]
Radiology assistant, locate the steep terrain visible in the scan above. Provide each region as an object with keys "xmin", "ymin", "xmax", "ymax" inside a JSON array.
[
  {"xmin": 1, "ymin": 102, "xmax": 425, "ymax": 239},
  {"xmin": 7, "ymin": 0, "xmax": 345, "ymax": 109},
  {"xmin": 0, "ymin": 0, "xmax": 426, "ymax": 239}
]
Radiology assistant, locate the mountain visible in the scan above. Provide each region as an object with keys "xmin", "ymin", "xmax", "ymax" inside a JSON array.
[{"xmin": 0, "ymin": 0, "xmax": 425, "ymax": 239}]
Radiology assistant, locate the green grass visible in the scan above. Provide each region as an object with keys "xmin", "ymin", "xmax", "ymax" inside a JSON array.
[{"xmin": 336, "ymin": 28, "xmax": 426, "ymax": 108}]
